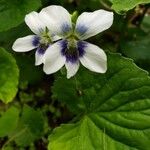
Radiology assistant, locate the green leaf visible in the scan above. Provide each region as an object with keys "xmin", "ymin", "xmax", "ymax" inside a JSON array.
[
  {"xmin": 121, "ymin": 34, "xmax": 150, "ymax": 61},
  {"xmin": 49, "ymin": 113, "xmax": 150, "ymax": 150},
  {"xmin": 50, "ymin": 53, "xmax": 150, "ymax": 150},
  {"xmin": 0, "ymin": 48, "xmax": 19, "ymax": 103},
  {"xmin": 2, "ymin": 146, "xmax": 14, "ymax": 150},
  {"xmin": 15, "ymin": 54, "xmax": 44, "ymax": 84},
  {"xmin": 141, "ymin": 15, "xmax": 150, "ymax": 32},
  {"xmin": 0, "ymin": 107, "xmax": 19, "ymax": 137},
  {"xmin": 110, "ymin": 0, "xmax": 150, "ymax": 13},
  {"xmin": 14, "ymin": 105, "xmax": 45, "ymax": 147},
  {"xmin": 0, "ymin": 23, "xmax": 31, "ymax": 50},
  {"xmin": 0, "ymin": 0, "xmax": 41, "ymax": 32}
]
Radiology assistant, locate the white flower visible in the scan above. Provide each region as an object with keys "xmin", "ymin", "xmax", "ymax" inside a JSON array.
[
  {"xmin": 40, "ymin": 5, "xmax": 113, "ymax": 79},
  {"xmin": 12, "ymin": 11, "xmax": 60, "ymax": 66}
]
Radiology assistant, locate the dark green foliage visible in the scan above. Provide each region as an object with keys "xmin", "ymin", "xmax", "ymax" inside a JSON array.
[
  {"xmin": 50, "ymin": 53, "xmax": 150, "ymax": 149},
  {"xmin": 0, "ymin": 0, "xmax": 41, "ymax": 32},
  {"xmin": 13, "ymin": 105, "xmax": 45, "ymax": 147},
  {"xmin": 0, "ymin": 107, "xmax": 19, "ymax": 137}
]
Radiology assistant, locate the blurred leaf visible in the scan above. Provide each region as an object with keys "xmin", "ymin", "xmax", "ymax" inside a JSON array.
[
  {"xmin": 141, "ymin": 14, "xmax": 150, "ymax": 32},
  {"xmin": 13, "ymin": 105, "xmax": 45, "ymax": 147},
  {"xmin": 4, "ymin": 146, "xmax": 14, "ymax": 150},
  {"xmin": 15, "ymin": 54, "xmax": 44, "ymax": 84},
  {"xmin": 73, "ymin": 0, "xmax": 112, "ymax": 12},
  {"xmin": 0, "ymin": 48, "xmax": 19, "ymax": 103},
  {"xmin": 0, "ymin": 0, "xmax": 41, "ymax": 32},
  {"xmin": 50, "ymin": 53, "xmax": 150, "ymax": 149},
  {"xmin": 110, "ymin": 0, "xmax": 150, "ymax": 13},
  {"xmin": 121, "ymin": 34, "xmax": 150, "ymax": 61},
  {"xmin": 78, "ymin": 0, "xmax": 103, "ymax": 10},
  {"xmin": 2, "ymin": 145, "xmax": 14, "ymax": 150},
  {"xmin": 0, "ymin": 23, "xmax": 31, "ymax": 50},
  {"xmin": 19, "ymin": 92, "xmax": 34, "ymax": 103},
  {"xmin": 0, "ymin": 107, "xmax": 19, "ymax": 137}
]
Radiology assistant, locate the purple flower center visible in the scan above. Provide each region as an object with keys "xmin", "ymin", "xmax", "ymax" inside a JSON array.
[
  {"xmin": 37, "ymin": 44, "xmax": 50, "ymax": 55},
  {"xmin": 32, "ymin": 35, "xmax": 50, "ymax": 55},
  {"xmin": 60, "ymin": 40, "xmax": 86, "ymax": 63}
]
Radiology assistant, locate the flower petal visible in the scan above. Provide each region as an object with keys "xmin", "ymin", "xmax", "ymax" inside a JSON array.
[
  {"xmin": 75, "ymin": 10, "xmax": 113, "ymax": 40},
  {"xmin": 43, "ymin": 41, "xmax": 66, "ymax": 74},
  {"xmin": 35, "ymin": 48, "xmax": 45, "ymax": 66},
  {"xmin": 39, "ymin": 5, "xmax": 72, "ymax": 36},
  {"xmin": 12, "ymin": 35, "xmax": 37, "ymax": 52},
  {"xmin": 79, "ymin": 41, "xmax": 107, "ymax": 73},
  {"xmin": 51, "ymin": 35, "xmax": 62, "ymax": 42},
  {"xmin": 25, "ymin": 11, "xmax": 46, "ymax": 35},
  {"xmin": 65, "ymin": 62, "xmax": 79, "ymax": 79}
]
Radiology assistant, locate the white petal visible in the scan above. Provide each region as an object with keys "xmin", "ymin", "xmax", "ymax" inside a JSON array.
[
  {"xmin": 43, "ymin": 41, "xmax": 66, "ymax": 74},
  {"xmin": 39, "ymin": 5, "xmax": 72, "ymax": 36},
  {"xmin": 51, "ymin": 34, "xmax": 62, "ymax": 42},
  {"xmin": 25, "ymin": 11, "xmax": 46, "ymax": 35},
  {"xmin": 79, "ymin": 42, "xmax": 107, "ymax": 73},
  {"xmin": 75, "ymin": 10, "xmax": 113, "ymax": 40},
  {"xmin": 65, "ymin": 62, "xmax": 79, "ymax": 79},
  {"xmin": 12, "ymin": 35, "xmax": 37, "ymax": 52},
  {"xmin": 35, "ymin": 49, "xmax": 45, "ymax": 66}
]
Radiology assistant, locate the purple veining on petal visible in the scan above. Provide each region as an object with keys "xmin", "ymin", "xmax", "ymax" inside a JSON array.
[
  {"xmin": 39, "ymin": 28, "xmax": 44, "ymax": 33},
  {"xmin": 65, "ymin": 51, "xmax": 78, "ymax": 63},
  {"xmin": 61, "ymin": 23, "xmax": 72, "ymax": 34},
  {"xmin": 36, "ymin": 44, "xmax": 50, "ymax": 55},
  {"xmin": 76, "ymin": 25, "xmax": 88, "ymax": 35},
  {"xmin": 32, "ymin": 36, "xmax": 40, "ymax": 47},
  {"xmin": 77, "ymin": 41, "xmax": 87, "ymax": 57},
  {"xmin": 36, "ymin": 47, "xmax": 45, "ymax": 55},
  {"xmin": 60, "ymin": 40, "xmax": 68, "ymax": 56},
  {"xmin": 60, "ymin": 40, "xmax": 68, "ymax": 54},
  {"xmin": 60, "ymin": 40, "xmax": 79, "ymax": 63}
]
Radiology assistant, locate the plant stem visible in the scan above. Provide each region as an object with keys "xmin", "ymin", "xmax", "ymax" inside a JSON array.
[{"xmin": 2, "ymin": 127, "xmax": 27, "ymax": 150}]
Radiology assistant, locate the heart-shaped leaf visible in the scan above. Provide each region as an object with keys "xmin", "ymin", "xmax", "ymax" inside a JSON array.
[
  {"xmin": 110, "ymin": 0, "xmax": 150, "ymax": 13},
  {"xmin": 50, "ymin": 53, "xmax": 150, "ymax": 150}
]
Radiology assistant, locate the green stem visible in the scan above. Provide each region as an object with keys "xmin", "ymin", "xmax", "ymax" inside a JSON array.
[{"xmin": 2, "ymin": 127, "xmax": 27, "ymax": 150}]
